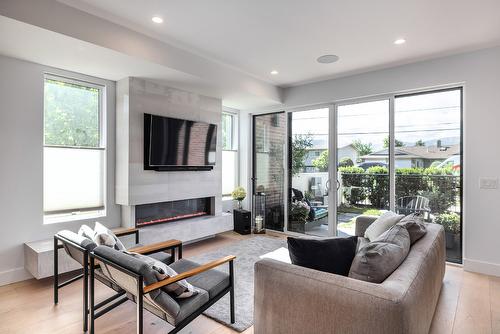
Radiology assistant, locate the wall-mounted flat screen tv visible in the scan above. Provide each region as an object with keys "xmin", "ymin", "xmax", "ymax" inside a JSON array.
[{"xmin": 144, "ymin": 113, "xmax": 217, "ymax": 171}]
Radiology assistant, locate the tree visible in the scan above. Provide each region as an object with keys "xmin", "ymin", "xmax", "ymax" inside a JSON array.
[
  {"xmin": 312, "ymin": 150, "xmax": 328, "ymax": 171},
  {"xmin": 312, "ymin": 154, "xmax": 355, "ymax": 171},
  {"xmin": 383, "ymin": 136, "xmax": 404, "ymax": 148},
  {"xmin": 352, "ymin": 140, "xmax": 373, "ymax": 156},
  {"xmin": 291, "ymin": 134, "xmax": 313, "ymax": 176},
  {"xmin": 415, "ymin": 139, "xmax": 426, "ymax": 146},
  {"xmin": 44, "ymin": 79, "xmax": 100, "ymax": 147}
]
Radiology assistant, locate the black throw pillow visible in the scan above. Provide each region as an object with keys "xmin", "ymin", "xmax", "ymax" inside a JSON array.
[{"xmin": 287, "ymin": 236, "xmax": 358, "ymax": 276}]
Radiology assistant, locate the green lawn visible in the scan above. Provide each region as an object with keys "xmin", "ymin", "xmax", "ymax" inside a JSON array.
[{"xmin": 337, "ymin": 206, "xmax": 381, "ymax": 230}]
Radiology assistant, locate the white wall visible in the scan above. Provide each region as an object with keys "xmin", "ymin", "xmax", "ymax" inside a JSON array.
[
  {"xmin": 278, "ymin": 46, "xmax": 500, "ymax": 276},
  {"xmin": 0, "ymin": 55, "xmax": 120, "ymax": 285}
]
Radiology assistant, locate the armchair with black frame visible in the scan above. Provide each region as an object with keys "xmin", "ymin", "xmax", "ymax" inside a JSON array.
[
  {"xmin": 53, "ymin": 227, "xmax": 182, "ymax": 332},
  {"xmin": 89, "ymin": 245, "xmax": 235, "ymax": 334}
]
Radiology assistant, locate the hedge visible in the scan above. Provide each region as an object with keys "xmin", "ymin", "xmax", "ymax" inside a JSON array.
[
  {"xmin": 339, "ymin": 166, "xmax": 459, "ymax": 213},
  {"xmin": 339, "ymin": 167, "xmax": 367, "ymax": 204}
]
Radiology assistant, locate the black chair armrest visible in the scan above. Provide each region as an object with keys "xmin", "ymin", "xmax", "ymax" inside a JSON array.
[{"xmin": 112, "ymin": 227, "xmax": 140, "ymax": 244}]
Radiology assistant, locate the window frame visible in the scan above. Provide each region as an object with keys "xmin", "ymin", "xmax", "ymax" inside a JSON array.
[
  {"xmin": 43, "ymin": 74, "xmax": 107, "ymax": 223},
  {"xmin": 222, "ymin": 110, "xmax": 239, "ymax": 197}
]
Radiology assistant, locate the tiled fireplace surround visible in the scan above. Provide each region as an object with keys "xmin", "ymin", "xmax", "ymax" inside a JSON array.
[{"xmin": 116, "ymin": 78, "xmax": 232, "ymax": 245}]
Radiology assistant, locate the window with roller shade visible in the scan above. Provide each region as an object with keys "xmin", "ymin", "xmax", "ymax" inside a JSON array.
[
  {"xmin": 43, "ymin": 75, "xmax": 105, "ymax": 222},
  {"xmin": 222, "ymin": 111, "xmax": 238, "ymax": 196}
]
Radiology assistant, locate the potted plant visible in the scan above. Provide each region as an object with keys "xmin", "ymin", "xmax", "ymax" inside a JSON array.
[
  {"xmin": 289, "ymin": 200, "xmax": 310, "ymax": 233},
  {"xmin": 435, "ymin": 212, "xmax": 460, "ymax": 249},
  {"xmin": 231, "ymin": 186, "xmax": 246, "ymax": 209}
]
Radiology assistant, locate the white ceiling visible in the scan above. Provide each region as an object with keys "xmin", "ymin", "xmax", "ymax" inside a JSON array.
[{"xmin": 59, "ymin": 0, "xmax": 500, "ymax": 87}]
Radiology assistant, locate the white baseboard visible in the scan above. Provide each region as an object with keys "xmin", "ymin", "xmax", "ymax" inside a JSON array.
[
  {"xmin": 463, "ymin": 258, "xmax": 500, "ymax": 277},
  {"xmin": 0, "ymin": 267, "xmax": 33, "ymax": 286}
]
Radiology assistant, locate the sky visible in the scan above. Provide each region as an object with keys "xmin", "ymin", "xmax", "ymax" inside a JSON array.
[{"xmin": 292, "ymin": 89, "xmax": 461, "ymax": 151}]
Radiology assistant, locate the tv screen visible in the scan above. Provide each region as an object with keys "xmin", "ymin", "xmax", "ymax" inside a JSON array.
[{"xmin": 144, "ymin": 113, "xmax": 217, "ymax": 170}]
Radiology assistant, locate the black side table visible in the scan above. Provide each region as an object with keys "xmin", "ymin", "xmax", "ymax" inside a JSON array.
[{"xmin": 233, "ymin": 209, "xmax": 251, "ymax": 235}]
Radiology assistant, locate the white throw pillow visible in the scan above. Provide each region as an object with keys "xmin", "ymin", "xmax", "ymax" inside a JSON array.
[
  {"xmin": 364, "ymin": 211, "xmax": 404, "ymax": 241},
  {"xmin": 78, "ymin": 224, "xmax": 96, "ymax": 241},
  {"xmin": 127, "ymin": 252, "xmax": 198, "ymax": 299},
  {"xmin": 93, "ymin": 222, "xmax": 126, "ymax": 251}
]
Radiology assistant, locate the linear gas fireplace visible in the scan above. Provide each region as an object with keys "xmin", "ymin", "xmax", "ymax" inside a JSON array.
[{"xmin": 135, "ymin": 197, "xmax": 215, "ymax": 227}]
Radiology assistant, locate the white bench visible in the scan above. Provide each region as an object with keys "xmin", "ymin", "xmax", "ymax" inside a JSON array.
[
  {"xmin": 24, "ymin": 227, "xmax": 139, "ymax": 279},
  {"xmin": 24, "ymin": 239, "xmax": 80, "ymax": 279}
]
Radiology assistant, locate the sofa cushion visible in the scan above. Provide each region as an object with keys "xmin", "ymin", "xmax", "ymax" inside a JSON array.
[
  {"xmin": 287, "ymin": 236, "xmax": 358, "ymax": 276},
  {"xmin": 349, "ymin": 225, "xmax": 410, "ymax": 283},
  {"xmin": 397, "ymin": 213, "xmax": 427, "ymax": 244},
  {"xmin": 364, "ymin": 211, "xmax": 404, "ymax": 241},
  {"xmin": 170, "ymin": 259, "xmax": 230, "ymax": 299}
]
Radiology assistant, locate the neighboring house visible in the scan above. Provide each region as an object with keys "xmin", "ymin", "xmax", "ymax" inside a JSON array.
[
  {"xmin": 360, "ymin": 144, "xmax": 460, "ymax": 168},
  {"xmin": 338, "ymin": 144, "xmax": 359, "ymax": 164},
  {"xmin": 301, "ymin": 136, "xmax": 359, "ymax": 172}
]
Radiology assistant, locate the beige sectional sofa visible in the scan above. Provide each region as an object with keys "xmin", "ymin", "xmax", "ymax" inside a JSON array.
[{"xmin": 254, "ymin": 216, "xmax": 446, "ymax": 334}]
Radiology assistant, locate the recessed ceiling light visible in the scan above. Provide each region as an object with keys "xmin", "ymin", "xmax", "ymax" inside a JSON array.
[
  {"xmin": 317, "ymin": 54, "xmax": 339, "ymax": 64},
  {"xmin": 394, "ymin": 38, "xmax": 406, "ymax": 45},
  {"xmin": 152, "ymin": 16, "xmax": 164, "ymax": 24},
  {"xmin": 270, "ymin": 70, "xmax": 279, "ymax": 75}
]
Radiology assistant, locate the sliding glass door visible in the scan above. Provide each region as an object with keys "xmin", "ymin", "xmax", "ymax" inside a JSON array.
[
  {"xmin": 253, "ymin": 112, "xmax": 286, "ymax": 232},
  {"xmin": 333, "ymin": 89, "xmax": 462, "ymax": 262},
  {"xmin": 288, "ymin": 107, "xmax": 330, "ymax": 236},
  {"xmin": 335, "ymin": 100, "xmax": 390, "ymax": 236},
  {"xmin": 394, "ymin": 89, "xmax": 462, "ymax": 263},
  {"xmin": 252, "ymin": 88, "xmax": 462, "ymax": 262}
]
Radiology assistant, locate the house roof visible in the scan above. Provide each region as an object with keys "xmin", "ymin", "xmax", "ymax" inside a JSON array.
[{"xmin": 361, "ymin": 144, "xmax": 460, "ymax": 160}]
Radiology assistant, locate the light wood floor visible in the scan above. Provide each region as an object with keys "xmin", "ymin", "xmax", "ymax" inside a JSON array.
[{"xmin": 0, "ymin": 231, "xmax": 499, "ymax": 334}]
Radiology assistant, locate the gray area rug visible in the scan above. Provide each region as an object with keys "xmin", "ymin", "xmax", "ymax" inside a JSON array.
[{"xmin": 190, "ymin": 236, "xmax": 287, "ymax": 332}]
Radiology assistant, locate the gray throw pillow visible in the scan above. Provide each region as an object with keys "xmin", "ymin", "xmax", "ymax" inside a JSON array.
[
  {"xmin": 397, "ymin": 214, "xmax": 427, "ymax": 245},
  {"xmin": 349, "ymin": 225, "xmax": 410, "ymax": 283},
  {"xmin": 93, "ymin": 222, "xmax": 126, "ymax": 251},
  {"xmin": 125, "ymin": 252, "xmax": 198, "ymax": 299}
]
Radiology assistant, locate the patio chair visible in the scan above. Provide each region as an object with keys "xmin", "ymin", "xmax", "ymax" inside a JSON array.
[
  {"xmin": 395, "ymin": 195, "xmax": 431, "ymax": 220},
  {"xmin": 90, "ymin": 246, "xmax": 235, "ymax": 334},
  {"xmin": 54, "ymin": 227, "xmax": 182, "ymax": 332}
]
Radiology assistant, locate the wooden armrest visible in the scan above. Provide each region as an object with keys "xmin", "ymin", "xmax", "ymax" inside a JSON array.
[
  {"xmin": 112, "ymin": 227, "xmax": 139, "ymax": 238},
  {"xmin": 127, "ymin": 239, "xmax": 182, "ymax": 255},
  {"xmin": 143, "ymin": 255, "xmax": 236, "ymax": 294}
]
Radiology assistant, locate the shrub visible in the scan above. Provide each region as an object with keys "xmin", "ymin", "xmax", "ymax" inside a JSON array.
[
  {"xmin": 339, "ymin": 166, "xmax": 367, "ymax": 204},
  {"xmin": 339, "ymin": 157, "xmax": 354, "ymax": 167},
  {"xmin": 423, "ymin": 167, "xmax": 459, "ymax": 213},
  {"xmin": 395, "ymin": 168, "xmax": 428, "ymax": 199},
  {"xmin": 338, "ymin": 166, "xmax": 365, "ymax": 186},
  {"xmin": 434, "ymin": 212, "xmax": 460, "ymax": 234},
  {"xmin": 366, "ymin": 166, "xmax": 389, "ymax": 209},
  {"xmin": 342, "ymin": 187, "xmax": 367, "ymax": 205}
]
